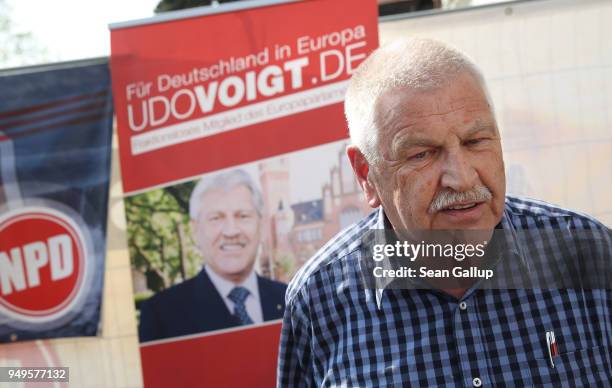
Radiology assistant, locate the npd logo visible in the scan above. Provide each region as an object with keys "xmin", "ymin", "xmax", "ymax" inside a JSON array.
[{"xmin": 0, "ymin": 206, "xmax": 90, "ymax": 327}]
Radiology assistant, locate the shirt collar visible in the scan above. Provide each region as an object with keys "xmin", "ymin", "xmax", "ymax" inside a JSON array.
[
  {"xmin": 370, "ymin": 207, "xmax": 388, "ymax": 310},
  {"xmin": 371, "ymin": 203, "xmax": 522, "ymax": 310},
  {"xmin": 496, "ymin": 206, "xmax": 523, "ymax": 259},
  {"xmin": 205, "ymin": 265, "xmax": 260, "ymax": 302}
]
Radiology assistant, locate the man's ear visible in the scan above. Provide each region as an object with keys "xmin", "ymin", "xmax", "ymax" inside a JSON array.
[{"xmin": 346, "ymin": 145, "xmax": 381, "ymax": 208}]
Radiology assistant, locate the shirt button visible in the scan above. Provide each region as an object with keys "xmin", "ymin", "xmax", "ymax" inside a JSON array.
[
  {"xmin": 472, "ymin": 377, "xmax": 482, "ymax": 387},
  {"xmin": 459, "ymin": 301, "xmax": 467, "ymax": 311}
]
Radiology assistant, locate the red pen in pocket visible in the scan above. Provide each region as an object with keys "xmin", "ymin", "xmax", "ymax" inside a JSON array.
[{"xmin": 546, "ymin": 331, "xmax": 558, "ymax": 368}]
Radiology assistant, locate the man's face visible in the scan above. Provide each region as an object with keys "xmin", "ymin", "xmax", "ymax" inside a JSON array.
[
  {"xmin": 368, "ymin": 71, "xmax": 506, "ymax": 231},
  {"xmin": 192, "ymin": 184, "xmax": 261, "ymax": 283}
]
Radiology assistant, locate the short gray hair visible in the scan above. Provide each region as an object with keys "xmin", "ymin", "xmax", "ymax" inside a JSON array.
[
  {"xmin": 189, "ymin": 169, "xmax": 264, "ymax": 220},
  {"xmin": 344, "ymin": 37, "xmax": 490, "ymax": 165}
]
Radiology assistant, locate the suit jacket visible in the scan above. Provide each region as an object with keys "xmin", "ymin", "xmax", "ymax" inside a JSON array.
[{"xmin": 139, "ymin": 268, "xmax": 287, "ymax": 342}]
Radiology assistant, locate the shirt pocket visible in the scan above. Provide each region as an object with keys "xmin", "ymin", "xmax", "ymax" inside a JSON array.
[{"xmin": 525, "ymin": 346, "xmax": 612, "ymax": 387}]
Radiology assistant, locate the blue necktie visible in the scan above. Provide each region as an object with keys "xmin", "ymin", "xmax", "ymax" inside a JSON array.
[{"xmin": 228, "ymin": 286, "xmax": 254, "ymax": 325}]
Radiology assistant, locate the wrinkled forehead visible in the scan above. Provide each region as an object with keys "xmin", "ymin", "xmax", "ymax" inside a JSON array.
[{"xmin": 373, "ymin": 71, "xmax": 495, "ymax": 142}]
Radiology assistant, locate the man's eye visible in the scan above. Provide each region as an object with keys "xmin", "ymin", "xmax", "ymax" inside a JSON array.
[
  {"xmin": 465, "ymin": 138, "xmax": 486, "ymax": 146},
  {"xmin": 410, "ymin": 150, "xmax": 431, "ymax": 161}
]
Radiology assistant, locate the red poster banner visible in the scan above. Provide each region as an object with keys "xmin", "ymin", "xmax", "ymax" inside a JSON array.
[
  {"xmin": 110, "ymin": 0, "xmax": 378, "ymax": 386},
  {"xmin": 111, "ymin": 0, "xmax": 379, "ymax": 194},
  {"xmin": 140, "ymin": 322, "xmax": 282, "ymax": 388}
]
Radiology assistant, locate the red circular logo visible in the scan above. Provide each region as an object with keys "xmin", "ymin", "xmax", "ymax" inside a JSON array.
[{"xmin": 0, "ymin": 207, "xmax": 87, "ymax": 322}]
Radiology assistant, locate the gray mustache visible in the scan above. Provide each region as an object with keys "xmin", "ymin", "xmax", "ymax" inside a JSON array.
[{"xmin": 428, "ymin": 185, "xmax": 492, "ymax": 214}]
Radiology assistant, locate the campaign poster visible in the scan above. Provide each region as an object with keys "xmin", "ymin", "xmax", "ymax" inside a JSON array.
[
  {"xmin": 110, "ymin": 0, "xmax": 379, "ymax": 386},
  {"xmin": 0, "ymin": 61, "xmax": 114, "ymax": 342}
]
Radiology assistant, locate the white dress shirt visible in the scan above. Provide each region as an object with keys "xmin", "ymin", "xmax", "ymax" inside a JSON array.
[{"xmin": 205, "ymin": 266, "xmax": 263, "ymax": 324}]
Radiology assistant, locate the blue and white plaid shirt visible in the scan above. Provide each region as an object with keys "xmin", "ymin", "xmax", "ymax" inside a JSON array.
[{"xmin": 277, "ymin": 196, "xmax": 612, "ymax": 387}]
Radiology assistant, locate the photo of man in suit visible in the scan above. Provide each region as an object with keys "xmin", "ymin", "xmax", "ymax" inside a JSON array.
[{"xmin": 139, "ymin": 169, "xmax": 287, "ymax": 342}]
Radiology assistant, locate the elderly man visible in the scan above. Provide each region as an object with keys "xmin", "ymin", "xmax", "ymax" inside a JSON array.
[
  {"xmin": 277, "ymin": 38, "xmax": 611, "ymax": 386},
  {"xmin": 139, "ymin": 169, "xmax": 287, "ymax": 342}
]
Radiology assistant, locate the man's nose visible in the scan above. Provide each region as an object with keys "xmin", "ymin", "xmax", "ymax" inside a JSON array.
[
  {"xmin": 439, "ymin": 149, "xmax": 478, "ymax": 192},
  {"xmin": 221, "ymin": 217, "xmax": 241, "ymax": 237}
]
